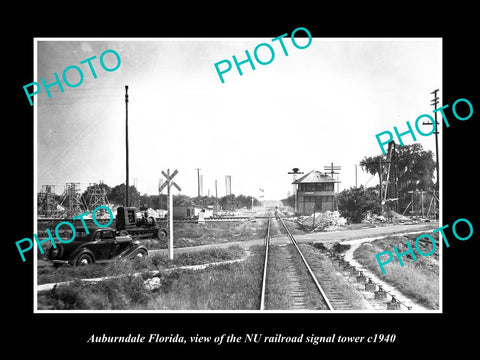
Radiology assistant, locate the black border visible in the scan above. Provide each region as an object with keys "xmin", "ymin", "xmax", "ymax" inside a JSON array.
[{"xmin": 7, "ymin": 6, "xmax": 479, "ymax": 354}]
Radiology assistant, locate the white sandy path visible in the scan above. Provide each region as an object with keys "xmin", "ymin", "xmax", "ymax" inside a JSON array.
[{"xmin": 340, "ymin": 231, "xmax": 436, "ymax": 311}]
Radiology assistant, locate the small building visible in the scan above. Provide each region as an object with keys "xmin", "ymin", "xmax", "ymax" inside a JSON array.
[
  {"xmin": 173, "ymin": 205, "xmax": 196, "ymax": 219},
  {"xmin": 173, "ymin": 205, "xmax": 214, "ymax": 219},
  {"xmin": 293, "ymin": 170, "xmax": 340, "ymax": 215}
]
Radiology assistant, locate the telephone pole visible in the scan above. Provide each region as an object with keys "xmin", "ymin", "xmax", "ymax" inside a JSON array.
[
  {"xmin": 215, "ymin": 179, "xmax": 218, "ymax": 215},
  {"xmin": 423, "ymin": 89, "xmax": 440, "ymax": 187},
  {"xmin": 125, "ymin": 85, "xmax": 129, "ymax": 207}
]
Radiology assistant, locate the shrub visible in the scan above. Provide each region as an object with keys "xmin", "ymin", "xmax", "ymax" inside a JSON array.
[{"xmin": 337, "ymin": 186, "xmax": 381, "ymax": 223}]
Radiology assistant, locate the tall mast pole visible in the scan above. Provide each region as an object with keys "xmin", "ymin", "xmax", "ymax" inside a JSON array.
[{"xmin": 125, "ymin": 85, "xmax": 129, "ymax": 207}]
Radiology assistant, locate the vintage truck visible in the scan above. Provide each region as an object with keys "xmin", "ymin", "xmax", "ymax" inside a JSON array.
[{"xmin": 116, "ymin": 206, "xmax": 168, "ymax": 240}]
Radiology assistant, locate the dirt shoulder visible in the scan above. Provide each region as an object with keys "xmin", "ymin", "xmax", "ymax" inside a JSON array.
[{"xmin": 148, "ymin": 221, "xmax": 439, "ymax": 256}]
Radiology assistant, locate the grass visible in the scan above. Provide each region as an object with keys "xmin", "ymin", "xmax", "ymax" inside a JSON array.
[
  {"xmin": 37, "ymin": 246, "xmax": 245, "ymax": 285},
  {"xmin": 264, "ymin": 245, "xmax": 297, "ymax": 309},
  {"xmin": 141, "ymin": 249, "xmax": 264, "ymax": 310},
  {"xmin": 37, "ymin": 245, "xmax": 264, "ymax": 310},
  {"xmin": 353, "ymin": 234, "xmax": 439, "ymax": 309},
  {"xmin": 38, "ymin": 276, "xmax": 151, "ymax": 310},
  {"xmin": 36, "ymin": 220, "xmax": 269, "ymax": 261},
  {"xmin": 142, "ymin": 219, "xmax": 269, "ymax": 249}
]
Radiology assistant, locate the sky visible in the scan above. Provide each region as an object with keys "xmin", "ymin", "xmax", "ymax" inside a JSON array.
[{"xmin": 35, "ymin": 37, "xmax": 442, "ymax": 201}]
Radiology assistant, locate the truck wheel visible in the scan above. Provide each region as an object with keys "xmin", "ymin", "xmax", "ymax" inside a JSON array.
[
  {"xmin": 76, "ymin": 253, "xmax": 94, "ymax": 266},
  {"xmin": 157, "ymin": 229, "xmax": 168, "ymax": 240},
  {"xmin": 135, "ymin": 248, "xmax": 148, "ymax": 258}
]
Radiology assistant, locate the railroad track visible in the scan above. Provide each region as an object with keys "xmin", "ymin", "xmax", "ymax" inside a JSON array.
[
  {"xmin": 261, "ymin": 218, "xmax": 414, "ymax": 311},
  {"xmin": 261, "ymin": 217, "xmax": 355, "ymax": 310}
]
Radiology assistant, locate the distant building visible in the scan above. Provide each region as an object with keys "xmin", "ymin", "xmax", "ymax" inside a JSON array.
[
  {"xmin": 173, "ymin": 205, "xmax": 213, "ymax": 219},
  {"xmin": 293, "ymin": 170, "xmax": 340, "ymax": 215},
  {"xmin": 225, "ymin": 175, "xmax": 232, "ymax": 195}
]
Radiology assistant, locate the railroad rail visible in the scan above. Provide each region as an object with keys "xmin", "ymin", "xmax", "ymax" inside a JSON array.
[
  {"xmin": 277, "ymin": 217, "xmax": 334, "ymax": 310},
  {"xmin": 259, "ymin": 216, "xmax": 271, "ymax": 310},
  {"xmin": 261, "ymin": 217, "xmax": 335, "ymax": 310}
]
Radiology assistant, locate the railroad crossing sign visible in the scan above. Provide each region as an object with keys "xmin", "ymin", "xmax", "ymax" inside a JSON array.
[
  {"xmin": 160, "ymin": 169, "xmax": 181, "ymax": 260},
  {"xmin": 159, "ymin": 169, "xmax": 182, "ymax": 192}
]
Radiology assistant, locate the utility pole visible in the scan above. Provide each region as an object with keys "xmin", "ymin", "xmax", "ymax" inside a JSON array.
[
  {"xmin": 379, "ymin": 158, "xmax": 382, "ymax": 201},
  {"xmin": 324, "ymin": 162, "xmax": 341, "ymax": 192},
  {"xmin": 324, "ymin": 162, "xmax": 341, "ymax": 179},
  {"xmin": 125, "ymin": 85, "xmax": 129, "ymax": 207},
  {"xmin": 420, "ymin": 190, "xmax": 425, "ymax": 217},
  {"xmin": 324, "ymin": 162, "xmax": 341, "ymax": 210},
  {"xmin": 423, "ymin": 89, "xmax": 440, "ymax": 187},
  {"xmin": 215, "ymin": 179, "xmax": 218, "ymax": 215}
]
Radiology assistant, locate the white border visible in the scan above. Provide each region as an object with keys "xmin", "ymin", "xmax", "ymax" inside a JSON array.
[{"xmin": 33, "ymin": 37, "xmax": 443, "ymax": 314}]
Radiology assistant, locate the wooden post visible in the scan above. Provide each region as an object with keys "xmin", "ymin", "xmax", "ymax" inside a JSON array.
[
  {"xmin": 215, "ymin": 179, "xmax": 218, "ymax": 216},
  {"xmin": 159, "ymin": 168, "xmax": 180, "ymax": 261},
  {"xmin": 421, "ymin": 190, "xmax": 424, "ymax": 217},
  {"xmin": 169, "ymin": 175, "xmax": 174, "ymax": 260},
  {"xmin": 125, "ymin": 85, "xmax": 129, "ymax": 207},
  {"xmin": 379, "ymin": 158, "xmax": 383, "ymax": 201}
]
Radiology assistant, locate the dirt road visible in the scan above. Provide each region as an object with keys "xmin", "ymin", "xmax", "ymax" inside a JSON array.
[{"xmin": 150, "ymin": 221, "xmax": 439, "ymax": 256}]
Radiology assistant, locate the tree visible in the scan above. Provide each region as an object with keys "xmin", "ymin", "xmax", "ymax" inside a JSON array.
[
  {"xmin": 337, "ymin": 186, "xmax": 382, "ymax": 223},
  {"xmin": 173, "ymin": 194, "xmax": 192, "ymax": 206},
  {"xmin": 220, "ymin": 194, "xmax": 236, "ymax": 210},
  {"xmin": 219, "ymin": 194, "xmax": 260, "ymax": 210},
  {"xmin": 109, "ymin": 184, "xmax": 140, "ymax": 207},
  {"xmin": 360, "ymin": 143, "xmax": 436, "ymax": 212},
  {"xmin": 81, "ymin": 182, "xmax": 112, "ymax": 209}
]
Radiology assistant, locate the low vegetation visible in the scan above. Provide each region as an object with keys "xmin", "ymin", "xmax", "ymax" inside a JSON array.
[
  {"xmin": 141, "ymin": 251, "xmax": 263, "ymax": 310},
  {"xmin": 142, "ymin": 219, "xmax": 269, "ymax": 249},
  {"xmin": 37, "ymin": 246, "xmax": 245, "ymax": 285},
  {"xmin": 37, "ymin": 246, "xmax": 264, "ymax": 310},
  {"xmin": 353, "ymin": 234, "xmax": 439, "ymax": 309}
]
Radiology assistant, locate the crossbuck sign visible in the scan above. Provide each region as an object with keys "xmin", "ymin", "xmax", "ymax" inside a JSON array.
[{"xmin": 160, "ymin": 169, "xmax": 181, "ymax": 260}]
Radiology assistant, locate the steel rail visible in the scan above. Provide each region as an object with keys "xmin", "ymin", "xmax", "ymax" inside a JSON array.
[
  {"xmin": 259, "ymin": 216, "xmax": 271, "ymax": 310},
  {"xmin": 278, "ymin": 217, "xmax": 334, "ymax": 310}
]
